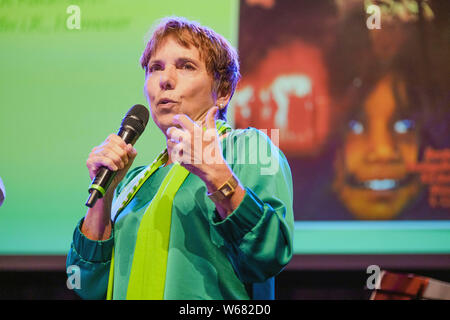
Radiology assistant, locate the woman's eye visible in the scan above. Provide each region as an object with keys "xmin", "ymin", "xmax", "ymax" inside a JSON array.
[
  {"xmin": 148, "ymin": 64, "xmax": 162, "ymax": 72},
  {"xmin": 348, "ymin": 120, "xmax": 364, "ymax": 135},
  {"xmin": 394, "ymin": 119, "xmax": 415, "ymax": 134},
  {"xmin": 181, "ymin": 63, "xmax": 195, "ymax": 70}
]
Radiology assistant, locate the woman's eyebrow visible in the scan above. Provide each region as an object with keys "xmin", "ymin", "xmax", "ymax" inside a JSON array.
[{"xmin": 148, "ymin": 59, "xmax": 163, "ymax": 66}]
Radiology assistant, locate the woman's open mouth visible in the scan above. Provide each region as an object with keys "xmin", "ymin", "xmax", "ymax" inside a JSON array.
[{"xmin": 157, "ymin": 98, "xmax": 178, "ymax": 106}]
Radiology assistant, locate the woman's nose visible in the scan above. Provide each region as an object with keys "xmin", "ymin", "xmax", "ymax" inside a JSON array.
[
  {"xmin": 159, "ymin": 66, "xmax": 176, "ymax": 90},
  {"xmin": 366, "ymin": 122, "xmax": 400, "ymax": 162}
]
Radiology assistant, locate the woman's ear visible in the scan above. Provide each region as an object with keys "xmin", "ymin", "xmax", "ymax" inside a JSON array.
[{"xmin": 216, "ymin": 90, "xmax": 232, "ymax": 109}]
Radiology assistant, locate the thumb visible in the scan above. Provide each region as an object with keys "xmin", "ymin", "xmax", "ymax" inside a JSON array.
[{"xmin": 205, "ymin": 106, "xmax": 219, "ymax": 130}]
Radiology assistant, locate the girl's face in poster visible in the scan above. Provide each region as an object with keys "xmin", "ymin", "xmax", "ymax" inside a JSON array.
[{"xmin": 334, "ymin": 73, "xmax": 420, "ymax": 220}]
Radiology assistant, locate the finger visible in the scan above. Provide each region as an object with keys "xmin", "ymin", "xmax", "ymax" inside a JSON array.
[
  {"xmin": 97, "ymin": 147, "xmax": 126, "ymax": 170},
  {"xmin": 166, "ymin": 126, "xmax": 185, "ymax": 142},
  {"xmin": 167, "ymin": 138, "xmax": 177, "ymax": 151},
  {"xmin": 106, "ymin": 134, "xmax": 128, "ymax": 148},
  {"xmin": 167, "ymin": 139, "xmax": 184, "ymax": 163},
  {"xmin": 88, "ymin": 155, "xmax": 119, "ymax": 173},
  {"xmin": 108, "ymin": 143, "xmax": 130, "ymax": 167},
  {"xmin": 173, "ymin": 114, "xmax": 195, "ymax": 132},
  {"xmin": 205, "ymin": 106, "xmax": 219, "ymax": 130},
  {"xmin": 126, "ymin": 144, "xmax": 137, "ymax": 160}
]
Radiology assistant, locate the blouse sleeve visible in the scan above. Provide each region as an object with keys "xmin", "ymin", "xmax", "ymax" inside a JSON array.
[
  {"xmin": 66, "ymin": 165, "xmax": 146, "ymax": 299},
  {"xmin": 66, "ymin": 218, "xmax": 113, "ymax": 300},
  {"xmin": 210, "ymin": 128, "xmax": 294, "ymax": 283}
]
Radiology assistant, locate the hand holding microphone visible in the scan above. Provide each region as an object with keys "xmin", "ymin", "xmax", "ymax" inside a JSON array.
[
  {"xmin": 86, "ymin": 135, "xmax": 137, "ymax": 198},
  {"xmin": 85, "ymin": 104, "xmax": 149, "ymax": 208}
]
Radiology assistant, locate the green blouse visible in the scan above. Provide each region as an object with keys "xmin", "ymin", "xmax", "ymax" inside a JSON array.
[{"xmin": 66, "ymin": 127, "xmax": 294, "ymax": 300}]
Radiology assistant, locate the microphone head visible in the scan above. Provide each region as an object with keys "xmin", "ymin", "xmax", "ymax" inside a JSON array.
[{"xmin": 121, "ymin": 104, "xmax": 150, "ymax": 135}]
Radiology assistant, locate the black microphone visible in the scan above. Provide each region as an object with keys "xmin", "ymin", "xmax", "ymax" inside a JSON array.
[{"xmin": 85, "ymin": 104, "xmax": 149, "ymax": 208}]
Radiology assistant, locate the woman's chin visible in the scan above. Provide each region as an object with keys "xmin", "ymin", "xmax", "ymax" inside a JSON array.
[{"xmin": 153, "ymin": 113, "xmax": 176, "ymax": 128}]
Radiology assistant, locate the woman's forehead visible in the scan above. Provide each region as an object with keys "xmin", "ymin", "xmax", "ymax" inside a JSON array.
[{"xmin": 151, "ymin": 34, "xmax": 202, "ymax": 62}]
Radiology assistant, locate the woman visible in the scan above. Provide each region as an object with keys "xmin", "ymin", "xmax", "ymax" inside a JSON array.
[{"xmin": 67, "ymin": 17, "xmax": 294, "ymax": 300}]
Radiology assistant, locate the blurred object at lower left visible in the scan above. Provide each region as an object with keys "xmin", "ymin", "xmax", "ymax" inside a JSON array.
[{"xmin": 0, "ymin": 177, "xmax": 5, "ymax": 207}]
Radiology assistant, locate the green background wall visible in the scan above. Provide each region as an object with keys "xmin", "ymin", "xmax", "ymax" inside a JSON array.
[{"xmin": 0, "ymin": 0, "xmax": 239, "ymax": 254}]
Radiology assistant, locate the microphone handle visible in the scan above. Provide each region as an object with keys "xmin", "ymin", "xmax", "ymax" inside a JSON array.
[
  {"xmin": 85, "ymin": 127, "xmax": 139, "ymax": 208},
  {"xmin": 85, "ymin": 167, "xmax": 117, "ymax": 208}
]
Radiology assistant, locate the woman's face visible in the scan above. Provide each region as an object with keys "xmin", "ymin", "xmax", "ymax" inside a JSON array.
[
  {"xmin": 144, "ymin": 36, "xmax": 216, "ymax": 136},
  {"xmin": 333, "ymin": 74, "xmax": 420, "ymax": 220}
]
